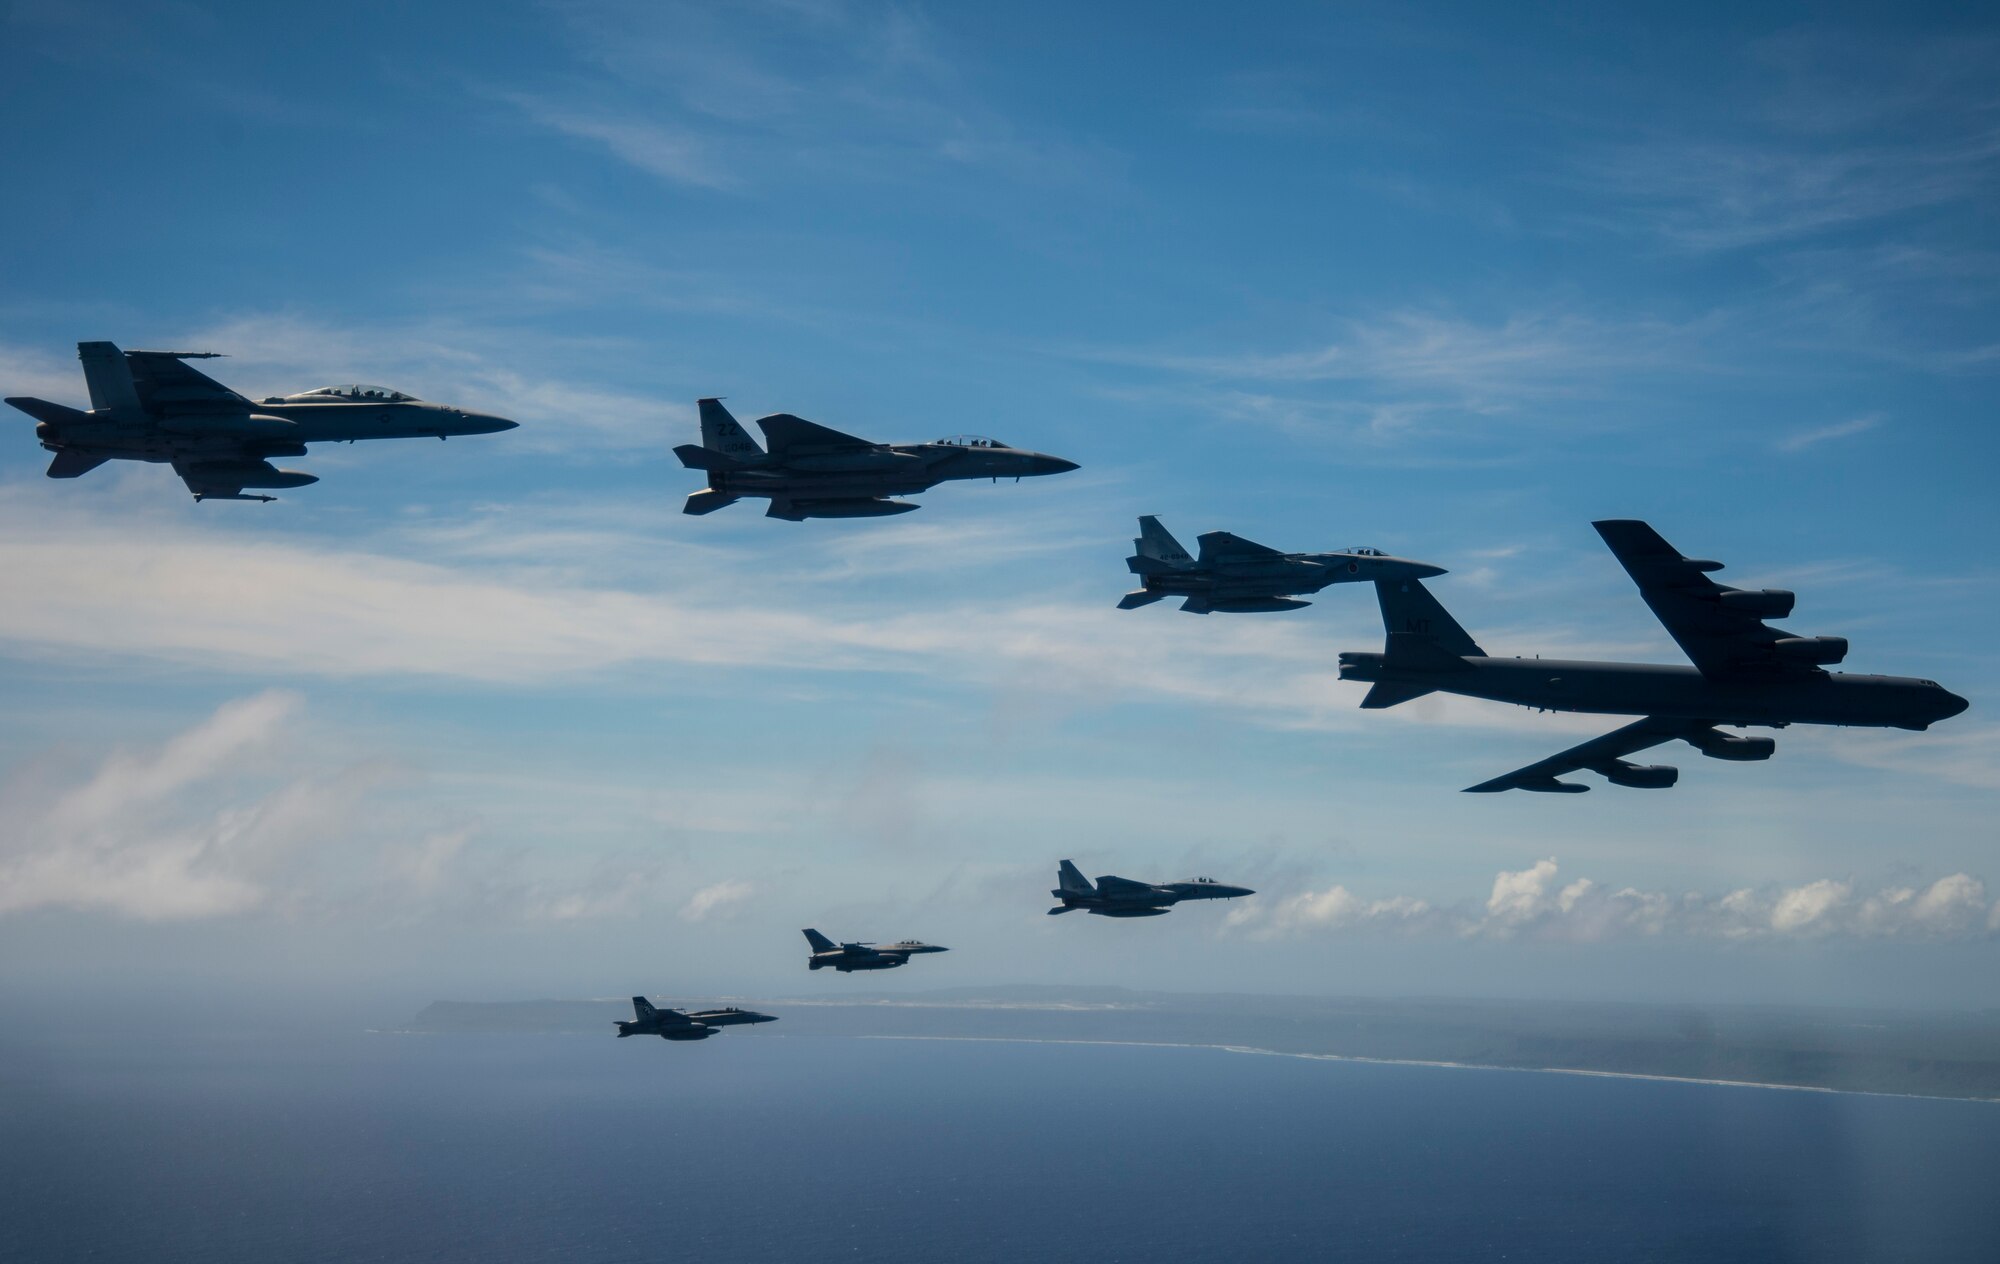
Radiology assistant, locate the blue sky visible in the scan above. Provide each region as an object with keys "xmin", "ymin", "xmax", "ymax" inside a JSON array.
[{"xmin": 1, "ymin": 0, "xmax": 1995, "ymax": 1008}]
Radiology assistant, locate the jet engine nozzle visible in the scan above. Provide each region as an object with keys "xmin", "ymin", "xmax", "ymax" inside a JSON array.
[
  {"xmin": 1691, "ymin": 733, "xmax": 1776, "ymax": 762},
  {"xmin": 1772, "ymin": 636, "xmax": 1847, "ymax": 666},
  {"xmin": 1717, "ymin": 588, "xmax": 1795, "ymax": 618},
  {"xmin": 1601, "ymin": 761, "xmax": 1678, "ymax": 789}
]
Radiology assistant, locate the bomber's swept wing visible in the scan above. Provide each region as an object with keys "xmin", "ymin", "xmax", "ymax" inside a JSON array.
[
  {"xmin": 122, "ymin": 348, "xmax": 249, "ymax": 414},
  {"xmin": 1196, "ymin": 531, "xmax": 1285, "ymax": 564},
  {"xmin": 1593, "ymin": 520, "xmax": 1831, "ymax": 679},
  {"xmin": 1463, "ymin": 716, "xmax": 1727, "ymax": 793},
  {"xmin": 756, "ymin": 412, "xmax": 875, "ymax": 456}
]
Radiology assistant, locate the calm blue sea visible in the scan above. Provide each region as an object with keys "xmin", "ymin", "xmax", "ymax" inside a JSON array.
[{"xmin": 2, "ymin": 1026, "xmax": 1996, "ymax": 1262}]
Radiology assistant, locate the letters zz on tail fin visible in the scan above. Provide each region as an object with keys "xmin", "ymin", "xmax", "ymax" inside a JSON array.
[{"xmin": 698, "ymin": 399, "xmax": 764, "ymax": 460}]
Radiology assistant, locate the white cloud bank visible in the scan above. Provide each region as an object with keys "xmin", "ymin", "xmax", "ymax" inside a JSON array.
[{"xmin": 1228, "ymin": 857, "xmax": 2000, "ymax": 943}]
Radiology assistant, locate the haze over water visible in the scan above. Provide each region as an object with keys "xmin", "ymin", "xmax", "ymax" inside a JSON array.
[{"xmin": 5, "ymin": 1022, "xmax": 1997, "ymax": 1263}]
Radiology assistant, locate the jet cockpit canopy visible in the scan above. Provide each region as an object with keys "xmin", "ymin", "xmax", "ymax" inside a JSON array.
[
  {"xmin": 936, "ymin": 434, "xmax": 1008, "ymax": 449},
  {"xmin": 1345, "ymin": 546, "xmax": 1387, "ymax": 556},
  {"xmin": 275, "ymin": 384, "xmax": 421, "ymax": 403}
]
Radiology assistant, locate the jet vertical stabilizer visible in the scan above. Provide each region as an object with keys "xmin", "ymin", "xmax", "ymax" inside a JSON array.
[{"xmin": 698, "ymin": 398, "xmax": 765, "ymax": 461}]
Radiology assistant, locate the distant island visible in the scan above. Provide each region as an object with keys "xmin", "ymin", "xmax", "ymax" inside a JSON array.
[{"xmin": 401, "ymin": 987, "xmax": 2000, "ymax": 1102}]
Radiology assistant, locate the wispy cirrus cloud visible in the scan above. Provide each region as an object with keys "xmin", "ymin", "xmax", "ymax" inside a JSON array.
[{"xmin": 1775, "ymin": 413, "xmax": 1883, "ymax": 453}]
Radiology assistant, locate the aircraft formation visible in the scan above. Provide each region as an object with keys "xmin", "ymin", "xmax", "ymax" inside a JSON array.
[{"xmin": 6, "ymin": 340, "xmax": 1972, "ymax": 1046}]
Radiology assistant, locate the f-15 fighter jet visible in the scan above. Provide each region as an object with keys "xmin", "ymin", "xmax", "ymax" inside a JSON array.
[
  {"xmin": 1337, "ymin": 519, "xmax": 1968, "ymax": 793},
  {"xmin": 802, "ymin": 929, "xmax": 949, "ymax": 972},
  {"xmin": 675, "ymin": 398, "xmax": 1076, "ymax": 520},
  {"xmin": 1118, "ymin": 515, "xmax": 1445, "ymax": 612},
  {"xmin": 6, "ymin": 341, "xmax": 516, "ymax": 501},
  {"xmin": 1048, "ymin": 859, "xmax": 1255, "ymax": 917},
  {"xmin": 615, "ymin": 996, "xmax": 778, "ymax": 1041}
]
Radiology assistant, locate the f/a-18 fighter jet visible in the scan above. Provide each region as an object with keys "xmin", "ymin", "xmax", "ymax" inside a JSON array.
[
  {"xmin": 1338, "ymin": 519, "xmax": 1968, "ymax": 793},
  {"xmin": 674, "ymin": 398, "xmax": 1076, "ymax": 520},
  {"xmin": 5, "ymin": 341, "xmax": 517, "ymax": 501},
  {"xmin": 802, "ymin": 929, "xmax": 949, "ymax": 972},
  {"xmin": 1118, "ymin": 515, "xmax": 1445, "ymax": 613},
  {"xmin": 615, "ymin": 996, "xmax": 778, "ymax": 1041},
  {"xmin": 1048, "ymin": 859, "xmax": 1255, "ymax": 917}
]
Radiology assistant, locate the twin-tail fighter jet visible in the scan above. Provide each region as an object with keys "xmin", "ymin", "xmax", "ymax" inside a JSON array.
[
  {"xmin": 6, "ymin": 341, "xmax": 516, "ymax": 501},
  {"xmin": 675, "ymin": 398, "xmax": 1076, "ymax": 520},
  {"xmin": 1338, "ymin": 519, "xmax": 1968, "ymax": 793},
  {"xmin": 802, "ymin": 929, "xmax": 950, "ymax": 972},
  {"xmin": 1048, "ymin": 860, "xmax": 1255, "ymax": 917},
  {"xmin": 1118, "ymin": 515, "xmax": 1445, "ymax": 613},
  {"xmin": 615, "ymin": 996, "xmax": 778, "ymax": 1041}
]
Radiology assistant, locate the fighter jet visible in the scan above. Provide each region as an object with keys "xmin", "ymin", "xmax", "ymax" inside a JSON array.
[
  {"xmin": 802, "ymin": 928, "xmax": 949, "ymax": 972},
  {"xmin": 1118, "ymin": 515, "xmax": 1446, "ymax": 613},
  {"xmin": 1337, "ymin": 519, "xmax": 1969, "ymax": 792},
  {"xmin": 675, "ymin": 398, "xmax": 1076, "ymax": 519},
  {"xmin": 615, "ymin": 996, "xmax": 778, "ymax": 1041},
  {"xmin": 1048, "ymin": 859, "xmax": 1255, "ymax": 917},
  {"xmin": 6, "ymin": 340, "xmax": 517, "ymax": 501}
]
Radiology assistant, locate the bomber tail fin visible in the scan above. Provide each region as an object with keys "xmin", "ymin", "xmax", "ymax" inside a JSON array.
[
  {"xmin": 1373, "ymin": 578, "xmax": 1485, "ymax": 658},
  {"xmin": 698, "ymin": 398, "xmax": 765, "ymax": 461},
  {"xmin": 802, "ymin": 928, "xmax": 836, "ymax": 954}
]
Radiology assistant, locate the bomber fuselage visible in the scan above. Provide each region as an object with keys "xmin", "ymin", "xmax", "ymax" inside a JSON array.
[{"xmin": 1338, "ymin": 653, "xmax": 1966, "ymax": 731}]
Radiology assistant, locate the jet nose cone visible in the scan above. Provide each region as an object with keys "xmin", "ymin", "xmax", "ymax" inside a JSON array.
[
  {"xmin": 1033, "ymin": 454, "xmax": 1080, "ymax": 475},
  {"xmin": 1410, "ymin": 563, "xmax": 1447, "ymax": 580}
]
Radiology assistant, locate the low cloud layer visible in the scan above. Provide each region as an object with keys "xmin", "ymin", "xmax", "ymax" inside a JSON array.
[{"xmin": 1229, "ymin": 857, "xmax": 2000, "ymax": 943}]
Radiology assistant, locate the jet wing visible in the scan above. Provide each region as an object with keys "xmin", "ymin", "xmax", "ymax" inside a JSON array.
[
  {"xmin": 1463, "ymin": 716, "xmax": 1710, "ymax": 793},
  {"xmin": 1196, "ymin": 531, "xmax": 1284, "ymax": 564},
  {"xmin": 756, "ymin": 412, "xmax": 875, "ymax": 456},
  {"xmin": 1094, "ymin": 874, "xmax": 1169, "ymax": 902},
  {"xmin": 124, "ymin": 350, "xmax": 250, "ymax": 413},
  {"xmin": 1593, "ymin": 520, "xmax": 1823, "ymax": 679}
]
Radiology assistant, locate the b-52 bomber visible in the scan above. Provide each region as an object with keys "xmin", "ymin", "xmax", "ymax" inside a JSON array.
[
  {"xmin": 6, "ymin": 341, "xmax": 517, "ymax": 501},
  {"xmin": 675, "ymin": 398, "xmax": 1076, "ymax": 519},
  {"xmin": 615, "ymin": 996, "xmax": 778, "ymax": 1041},
  {"xmin": 1338, "ymin": 519, "xmax": 1968, "ymax": 793},
  {"xmin": 803, "ymin": 928, "xmax": 949, "ymax": 972},
  {"xmin": 1049, "ymin": 859, "xmax": 1255, "ymax": 917},
  {"xmin": 1119, "ymin": 515, "xmax": 1445, "ymax": 613}
]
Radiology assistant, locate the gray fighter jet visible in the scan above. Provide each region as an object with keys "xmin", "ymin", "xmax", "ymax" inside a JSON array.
[
  {"xmin": 6, "ymin": 340, "xmax": 516, "ymax": 501},
  {"xmin": 1338, "ymin": 519, "xmax": 1968, "ymax": 792},
  {"xmin": 1048, "ymin": 859, "xmax": 1255, "ymax": 917},
  {"xmin": 675, "ymin": 398, "xmax": 1076, "ymax": 519},
  {"xmin": 1118, "ymin": 515, "xmax": 1446, "ymax": 612},
  {"xmin": 802, "ymin": 928, "xmax": 949, "ymax": 972},
  {"xmin": 615, "ymin": 996, "xmax": 778, "ymax": 1041}
]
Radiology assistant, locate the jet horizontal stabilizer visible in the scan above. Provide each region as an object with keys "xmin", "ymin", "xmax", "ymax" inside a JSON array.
[
  {"xmin": 674, "ymin": 443, "xmax": 744, "ymax": 472},
  {"xmin": 683, "ymin": 489, "xmax": 739, "ymax": 515},
  {"xmin": 1360, "ymin": 680, "xmax": 1435, "ymax": 709},
  {"xmin": 6, "ymin": 396, "xmax": 92, "ymax": 427},
  {"xmin": 1117, "ymin": 590, "xmax": 1165, "ymax": 610}
]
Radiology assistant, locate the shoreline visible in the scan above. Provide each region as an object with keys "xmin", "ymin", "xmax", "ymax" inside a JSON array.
[{"xmin": 859, "ymin": 1033, "xmax": 2000, "ymax": 1106}]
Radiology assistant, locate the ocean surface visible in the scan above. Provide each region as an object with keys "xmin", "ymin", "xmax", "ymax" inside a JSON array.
[{"xmin": 3, "ymin": 1025, "xmax": 1997, "ymax": 1263}]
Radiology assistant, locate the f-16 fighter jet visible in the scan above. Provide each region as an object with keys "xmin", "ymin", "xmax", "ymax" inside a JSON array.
[
  {"xmin": 1338, "ymin": 519, "xmax": 1968, "ymax": 793},
  {"xmin": 6, "ymin": 341, "xmax": 516, "ymax": 501},
  {"xmin": 615, "ymin": 996, "xmax": 778, "ymax": 1041},
  {"xmin": 802, "ymin": 929, "xmax": 949, "ymax": 972},
  {"xmin": 1048, "ymin": 859, "xmax": 1255, "ymax": 917},
  {"xmin": 1118, "ymin": 515, "xmax": 1446, "ymax": 612},
  {"xmin": 675, "ymin": 398, "xmax": 1076, "ymax": 519}
]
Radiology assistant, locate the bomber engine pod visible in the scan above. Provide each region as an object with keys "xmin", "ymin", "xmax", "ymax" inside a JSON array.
[
  {"xmin": 1690, "ymin": 732, "xmax": 1777, "ymax": 761},
  {"xmin": 1717, "ymin": 588, "xmax": 1796, "ymax": 618},
  {"xmin": 1773, "ymin": 636, "xmax": 1848, "ymax": 666}
]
